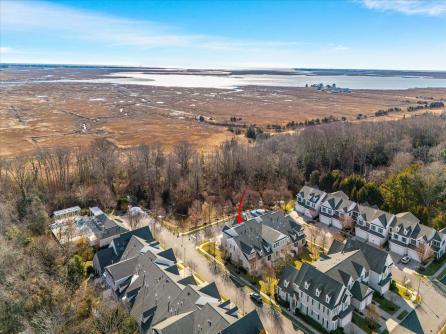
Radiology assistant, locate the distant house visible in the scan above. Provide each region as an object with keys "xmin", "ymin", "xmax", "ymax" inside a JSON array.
[
  {"xmin": 53, "ymin": 206, "xmax": 81, "ymax": 221},
  {"xmin": 319, "ymin": 191, "xmax": 358, "ymax": 230},
  {"xmin": 222, "ymin": 211, "xmax": 305, "ymax": 275},
  {"xmin": 295, "ymin": 186, "xmax": 327, "ymax": 219},
  {"xmin": 355, "ymin": 205, "xmax": 394, "ymax": 247},
  {"xmin": 389, "ymin": 212, "xmax": 446, "ymax": 261}
]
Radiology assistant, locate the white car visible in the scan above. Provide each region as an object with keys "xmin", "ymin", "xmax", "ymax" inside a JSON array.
[{"xmin": 401, "ymin": 256, "xmax": 410, "ymax": 264}]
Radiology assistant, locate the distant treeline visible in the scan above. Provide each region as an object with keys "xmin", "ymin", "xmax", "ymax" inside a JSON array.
[{"xmin": 1, "ymin": 113, "xmax": 446, "ymax": 232}]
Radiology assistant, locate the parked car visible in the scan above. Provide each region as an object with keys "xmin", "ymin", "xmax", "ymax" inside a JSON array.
[
  {"xmin": 401, "ymin": 256, "xmax": 410, "ymax": 264},
  {"xmin": 250, "ymin": 292, "xmax": 263, "ymax": 305}
]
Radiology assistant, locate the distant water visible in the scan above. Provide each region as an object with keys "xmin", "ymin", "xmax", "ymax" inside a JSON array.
[{"xmin": 3, "ymin": 71, "xmax": 446, "ymax": 90}]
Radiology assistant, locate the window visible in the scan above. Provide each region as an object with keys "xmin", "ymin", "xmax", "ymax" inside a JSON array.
[
  {"xmin": 378, "ymin": 228, "xmax": 383, "ymax": 233},
  {"xmin": 402, "ymin": 237, "xmax": 407, "ymax": 243},
  {"xmin": 411, "ymin": 239, "xmax": 416, "ymax": 246},
  {"xmin": 371, "ymin": 225, "xmax": 376, "ymax": 231},
  {"xmin": 267, "ymin": 255, "xmax": 271, "ymax": 260}
]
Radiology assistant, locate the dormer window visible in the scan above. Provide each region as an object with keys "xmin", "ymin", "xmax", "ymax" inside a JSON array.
[
  {"xmin": 304, "ymin": 281, "xmax": 310, "ymax": 289},
  {"xmin": 315, "ymin": 288, "xmax": 321, "ymax": 297},
  {"xmin": 284, "ymin": 280, "xmax": 289, "ymax": 288},
  {"xmin": 325, "ymin": 294, "xmax": 331, "ymax": 303},
  {"xmin": 396, "ymin": 226, "xmax": 401, "ymax": 232},
  {"xmin": 404, "ymin": 228, "xmax": 408, "ymax": 235}
]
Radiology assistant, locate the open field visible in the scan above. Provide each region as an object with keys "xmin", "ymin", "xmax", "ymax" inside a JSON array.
[{"xmin": 1, "ymin": 67, "xmax": 446, "ymax": 157}]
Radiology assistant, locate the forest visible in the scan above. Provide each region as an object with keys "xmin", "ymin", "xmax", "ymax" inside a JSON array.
[{"xmin": 1, "ymin": 112, "xmax": 446, "ymax": 333}]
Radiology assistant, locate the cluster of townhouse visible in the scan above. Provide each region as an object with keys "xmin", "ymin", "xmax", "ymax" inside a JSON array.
[
  {"xmin": 278, "ymin": 239, "xmax": 393, "ymax": 332},
  {"xmin": 296, "ymin": 186, "xmax": 446, "ymax": 262},
  {"xmin": 50, "ymin": 206, "xmax": 128, "ymax": 247},
  {"xmin": 220, "ymin": 207, "xmax": 393, "ymax": 332},
  {"xmin": 93, "ymin": 226, "xmax": 265, "ymax": 334},
  {"xmin": 221, "ymin": 210, "xmax": 306, "ymax": 275}
]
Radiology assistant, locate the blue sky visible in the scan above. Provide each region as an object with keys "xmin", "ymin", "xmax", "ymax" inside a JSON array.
[{"xmin": 1, "ymin": 0, "xmax": 445, "ymax": 70}]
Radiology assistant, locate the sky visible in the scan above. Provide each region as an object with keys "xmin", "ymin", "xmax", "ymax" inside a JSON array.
[{"xmin": 1, "ymin": 0, "xmax": 446, "ymax": 70}]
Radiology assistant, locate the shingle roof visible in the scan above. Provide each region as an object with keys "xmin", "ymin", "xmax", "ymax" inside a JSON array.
[
  {"xmin": 335, "ymin": 238, "xmax": 390, "ymax": 274},
  {"xmin": 94, "ymin": 247, "xmax": 119, "ymax": 273},
  {"xmin": 298, "ymin": 186, "xmax": 327, "ymax": 203},
  {"xmin": 223, "ymin": 211, "xmax": 304, "ymax": 260},
  {"xmin": 357, "ymin": 205, "xmax": 394, "ymax": 228},
  {"xmin": 112, "ymin": 226, "xmax": 154, "ymax": 256},
  {"xmin": 313, "ymin": 250, "xmax": 370, "ymax": 284},
  {"xmin": 351, "ymin": 281, "xmax": 372, "ymax": 301},
  {"xmin": 220, "ymin": 309, "xmax": 265, "ymax": 334},
  {"xmin": 391, "ymin": 212, "xmax": 436, "ymax": 241},
  {"xmin": 106, "ymin": 256, "xmax": 139, "ymax": 281},
  {"xmin": 290, "ymin": 263, "xmax": 348, "ymax": 309}
]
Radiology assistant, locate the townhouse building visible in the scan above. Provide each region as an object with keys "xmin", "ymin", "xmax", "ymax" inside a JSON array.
[
  {"xmin": 355, "ymin": 205, "xmax": 395, "ymax": 247},
  {"xmin": 389, "ymin": 212, "xmax": 446, "ymax": 261},
  {"xmin": 221, "ymin": 211, "xmax": 305, "ymax": 275},
  {"xmin": 295, "ymin": 185, "xmax": 446, "ymax": 262},
  {"xmin": 319, "ymin": 191, "xmax": 358, "ymax": 230},
  {"xmin": 278, "ymin": 238, "xmax": 393, "ymax": 331},
  {"xmin": 295, "ymin": 186, "xmax": 327, "ymax": 219},
  {"xmin": 278, "ymin": 263, "xmax": 353, "ymax": 332}
]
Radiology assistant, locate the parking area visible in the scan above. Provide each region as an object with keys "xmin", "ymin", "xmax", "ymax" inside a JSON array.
[{"xmin": 389, "ymin": 252, "xmax": 421, "ymax": 272}]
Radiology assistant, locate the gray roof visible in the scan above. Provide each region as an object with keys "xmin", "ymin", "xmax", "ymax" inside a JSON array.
[
  {"xmin": 152, "ymin": 303, "xmax": 232, "ymax": 334},
  {"xmin": 313, "ymin": 250, "xmax": 370, "ymax": 285},
  {"xmin": 322, "ymin": 191, "xmax": 357, "ymax": 212},
  {"xmin": 357, "ymin": 204, "xmax": 394, "ymax": 228},
  {"xmin": 391, "ymin": 212, "xmax": 436, "ymax": 242},
  {"xmin": 112, "ymin": 226, "xmax": 154, "ymax": 257},
  {"xmin": 93, "ymin": 247, "xmax": 119, "ymax": 273},
  {"xmin": 284, "ymin": 263, "xmax": 348, "ymax": 309},
  {"xmin": 220, "ymin": 309, "xmax": 265, "ymax": 334},
  {"xmin": 332, "ymin": 238, "xmax": 391, "ymax": 274},
  {"xmin": 351, "ymin": 281, "xmax": 372, "ymax": 301},
  {"xmin": 106, "ymin": 256, "xmax": 139, "ymax": 281},
  {"xmin": 297, "ymin": 186, "xmax": 327, "ymax": 203},
  {"xmin": 223, "ymin": 211, "xmax": 304, "ymax": 260},
  {"xmin": 278, "ymin": 265, "xmax": 300, "ymax": 295}
]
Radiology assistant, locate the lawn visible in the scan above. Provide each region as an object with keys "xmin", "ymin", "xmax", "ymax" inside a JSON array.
[
  {"xmin": 418, "ymin": 256, "xmax": 446, "ymax": 276},
  {"xmin": 352, "ymin": 312, "xmax": 381, "ymax": 334},
  {"xmin": 397, "ymin": 310, "xmax": 409, "ymax": 321},
  {"xmin": 294, "ymin": 248, "xmax": 314, "ymax": 269},
  {"xmin": 394, "ymin": 283, "xmax": 416, "ymax": 302},
  {"xmin": 259, "ymin": 278, "xmax": 278, "ymax": 298},
  {"xmin": 202, "ymin": 241, "xmax": 224, "ymax": 263},
  {"xmin": 373, "ymin": 293, "xmax": 400, "ymax": 315}
]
